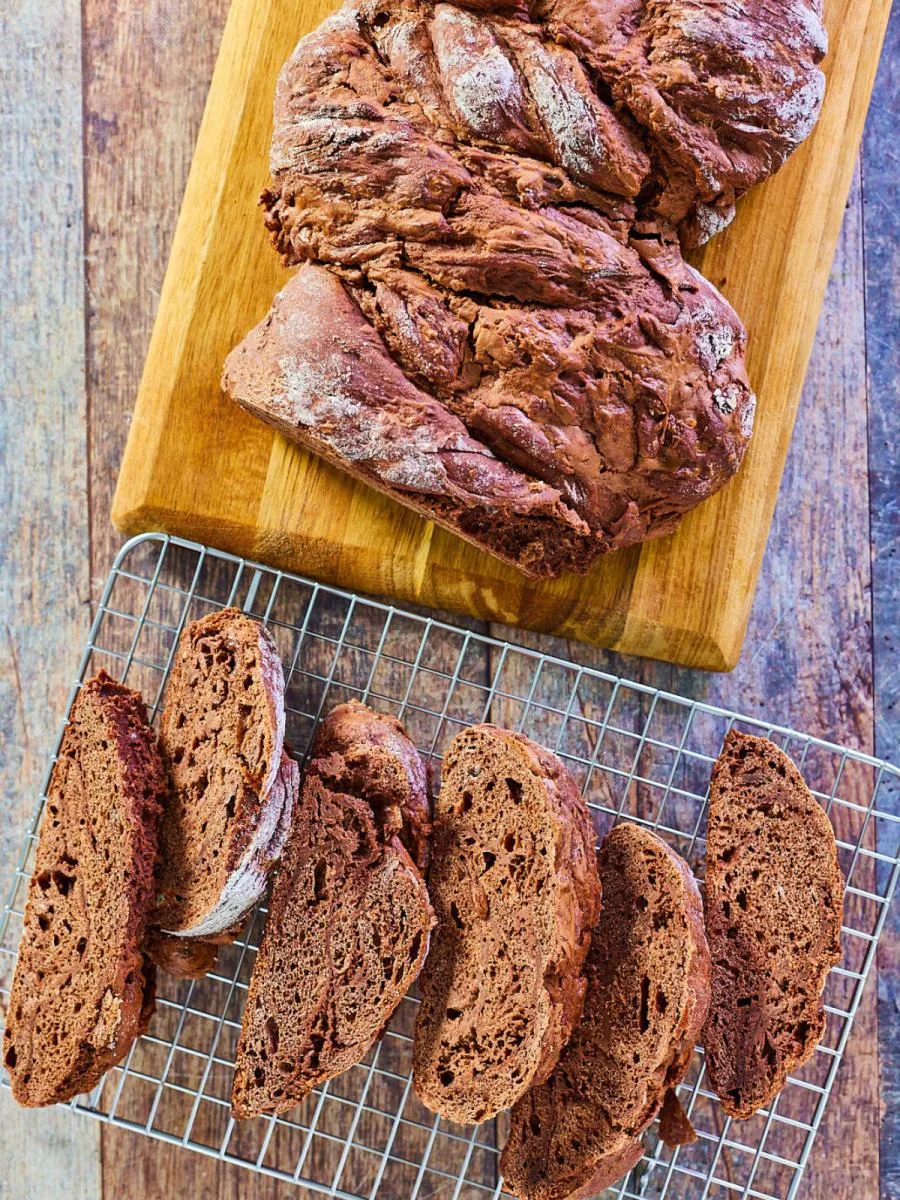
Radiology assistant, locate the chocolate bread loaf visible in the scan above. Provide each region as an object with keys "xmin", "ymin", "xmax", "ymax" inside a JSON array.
[
  {"xmin": 413, "ymin": 726, "xmax": 601, "ymax": 1124},
  {"xmin": 702, "ymin": 731, "xmax": 844, "ymax": 1119},
  {"xmin": 501, "ymin": 822, "xmax": 710, "ymax": 1200},
  {"xmin": 231, "ymin": 702, "xmax": 433, "ymax": 1118},
  {"xmin": 4, "ymin": 673, "xmax": 166, "ymax": 1107},
  {"xmin": 220, "ymin": 0, "xmax": 806, "ymax": 579}
]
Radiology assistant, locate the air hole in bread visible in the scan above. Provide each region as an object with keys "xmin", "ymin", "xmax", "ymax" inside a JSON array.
[
  {"xmin": 639, "ymin": 977, "xmax": 651, "ymax": 1033},
  {"xmin": 506, "ymin": 778, "xmax": 523, "ymax": 804},
  {"xmin": 265, "ymin": 1017, "xmax": 279, "ymax": 1054},
  {"xmin": 52, "ymin": 871, "xmax": 76, "ymax": 896},
  {"xmin": 313, "ymin": 861, "xmax": 328, "ymax": 901}
]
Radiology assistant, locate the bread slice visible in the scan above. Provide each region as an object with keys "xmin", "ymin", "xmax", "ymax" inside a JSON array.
[
  {"xmin": 231, "ymin": 701, "xmax": 433, "ymax": 1118},
  {"xmin": 501, "ymin": 822, "xmax": 710, "ymax": 1200},
  {"xmin": 702, "ymin": 730, "xmax": 844, "ymax": 1119},
  {"xmin": 3, "ymin": 672, "xmax": 166, "ymax": 1107},
  {"xmin": 413, "ymin": 726, "xmax": 601, "ymax": 1125},
  {"xmin": 152, "ymin": 608, "xmax": 293, "ymax": 940}
]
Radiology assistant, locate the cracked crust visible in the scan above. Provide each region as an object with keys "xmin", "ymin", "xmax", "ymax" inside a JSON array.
[
  {"xmin": 500, "ymin": 822, "xmax": 710, "ymax": 1199},
  {"xmin": 3, "ymin": 673, "xmax": 166, "ymax": 1107},
  {"xmin": 221, "ymin": 0, "xmax": 781, "ymax": 579},
  {"xmin": 412, "ymin": 725, "xmax": 602, "ymax": 1124}
]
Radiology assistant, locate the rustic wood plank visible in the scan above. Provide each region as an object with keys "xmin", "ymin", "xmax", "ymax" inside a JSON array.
[
  {"xmin": 0, "ymin": 0, "xmax": 101, "ymax": 1195},
  {"xmin": 862, "ymin": 7, "xmax": 900, "ymax": 1198},
  {"xmin": 488, "ymin": 164, "xmax": 880, "ymax": 1198},
  {"xmin": 109, "ymin": 0, "xmax": 893, "ymax": 671},
  {"xmin": 79, "ymin": 2, "xmax": 283, "ymax": 1195}
]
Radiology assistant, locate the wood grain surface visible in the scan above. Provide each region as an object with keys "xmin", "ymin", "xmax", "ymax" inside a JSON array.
[
  {"xmin": 0, "ymin": 0, "xmax": 102, "ymax": 1195},
  {"xmin": 0, "ymin": 1, "xmax": 897, "ymax": 1199},
  {"xmin": 109, "ymin": 0, "xmax": 892, "ymax": 672}
]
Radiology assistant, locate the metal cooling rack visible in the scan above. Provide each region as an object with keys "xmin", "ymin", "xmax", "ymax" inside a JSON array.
[{"xmin": 1, "ymin": 532, "xmax": 898, "ymax": 1200}]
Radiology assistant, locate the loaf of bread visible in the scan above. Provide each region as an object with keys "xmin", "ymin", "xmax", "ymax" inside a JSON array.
[
  {"xmin": 413, "ymin": 726, "xmax": 601, "ymax": 1124},
  {"xmin": 152, "ymin": 609, "xmax": 295, "ymax": 942},
  {"xmin": 702, "ymin": 731, "xmax": 844, "ymax": 1119},
  {"xmin": 501, "ymin": 822, "xmax": 710, "ymax": 1199},
  {"xmin": 3, "ymin": 673, "xmax": 167, "ymax": 1107},
  {"xmin": 220, "ymin": 0, "xmax": 799, "ymax": 579},
  {"xmin": 231, "ymin": 701, "xmax": 433, "ymax": 1118}
]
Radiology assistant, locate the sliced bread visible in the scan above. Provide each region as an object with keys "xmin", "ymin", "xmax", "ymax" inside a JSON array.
[
  {"xmin": 231, "ymin": 701, "xmax": 433, "ymax": 1118},
  {"xmin": 152, "ymin": 608, "xmax": 293, "ymax": 939},
  {"xmin": 413, "ymin": 726, "xmax": 602, "ymax": 1125},
  {"xmin": 501, "ymin": 822, "xmax": 710, "ymax": 1200},
  {"xmin": 3, "ymin": 673, "xmax": 166, "ymax": 1106},
  {"xmin": 702, "ymin": 731, "xmax": 844, "ymax": 1119}
]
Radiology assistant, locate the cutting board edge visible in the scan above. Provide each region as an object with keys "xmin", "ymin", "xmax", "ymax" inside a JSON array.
[{"xmin": 110, "ymin": 492, "xmax": 743, "ymax": 671}]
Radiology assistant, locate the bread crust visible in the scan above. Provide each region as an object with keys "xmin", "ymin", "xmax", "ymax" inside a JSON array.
[
  {"xmin": 702, "ymin": 730, "xmax": 844, "ymax": 1119},
  {"xmin": 3, "ymin": 673, "xmax": 166, "ymax": 1107},
  {"xmin": 413, "ymin": 725, "xmax": 602, "ymax": 1124}
]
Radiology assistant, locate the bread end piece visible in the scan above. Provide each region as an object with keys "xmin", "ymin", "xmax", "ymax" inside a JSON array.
[{"xmin": 231, "ymin": 703, "xmax": 433, "ymax": 1119}]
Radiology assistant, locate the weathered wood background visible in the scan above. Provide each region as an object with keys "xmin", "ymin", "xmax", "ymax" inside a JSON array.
[{"xmin": 0, "ymin": 0, "xmax": 896, "ymax": 1197}]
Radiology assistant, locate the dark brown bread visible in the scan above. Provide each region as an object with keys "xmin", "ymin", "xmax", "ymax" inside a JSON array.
[
  {"xmin": 3, "ymin": 673, "xmax": 166, "ymax": 1107},
  {"xmin": 152, "ymin": 608, "xmax": 293, "ymax": 941},
  {"xmin": 231, "ymin": 702, "xmax": 433, "ymax": 1118},
  {"xmin": 222, "ymin": 0, "xmax": 765, "ymax": 580},
  {"xmin": 501, "ymin": 822, "xmax": 710, "ymax": 1200},
  {"xmin": 702, "ymin": 731, "xmax": 844, "ymax": 1119},
  {"xmin": 312, "ymin": 697, "xmax": 432, "ymax": 872},
  {"xmin": 413, "ymin": 726, "xmax": 601, "ymax": 1124},
  {"xmin": 532, "ymin": 0, "xmax": 827, "ymax": 245}
]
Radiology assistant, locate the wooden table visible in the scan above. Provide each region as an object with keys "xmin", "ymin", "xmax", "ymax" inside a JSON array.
[{"xmin": 1, "ymin": 1, "xmax": 896, "ymax": 1197}]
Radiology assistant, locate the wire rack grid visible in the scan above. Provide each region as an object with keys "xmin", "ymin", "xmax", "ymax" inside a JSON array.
[{"xmin": 1, "ymin": 533, "xmax": 898, "ymax": 1200}]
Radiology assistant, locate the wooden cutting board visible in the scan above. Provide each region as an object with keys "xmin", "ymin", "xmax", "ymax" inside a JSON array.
[{"xmin": 112, "ymin": 0, "xmax": 890, "ymax": 671}]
